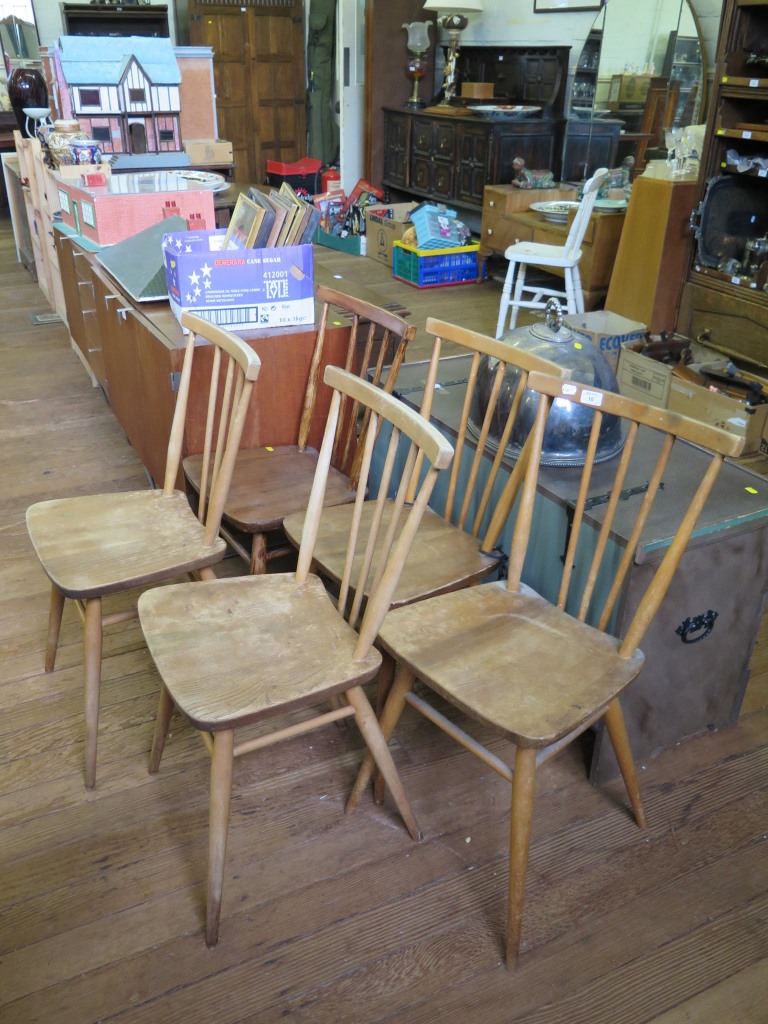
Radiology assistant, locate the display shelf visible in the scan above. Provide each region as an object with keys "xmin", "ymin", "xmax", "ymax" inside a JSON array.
[{"xmin": 680, "ymin": 0, "xmax": 768, "ymax": 358}]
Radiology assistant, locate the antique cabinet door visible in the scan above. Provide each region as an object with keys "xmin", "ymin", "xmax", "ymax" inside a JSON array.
[{"xmin": 188, "ymin": 0, "xmax": 307, "ymax": 184}]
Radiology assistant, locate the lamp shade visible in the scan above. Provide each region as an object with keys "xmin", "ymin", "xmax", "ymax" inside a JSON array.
[{"xmin": 423, "ymin": 0, "xmax": 484, "ymax": 11}]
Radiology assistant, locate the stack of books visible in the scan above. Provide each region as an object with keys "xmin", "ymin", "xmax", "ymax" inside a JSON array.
[{"xmin": 222, "ymin": 182, "xmax": 322, "ymax": 251}]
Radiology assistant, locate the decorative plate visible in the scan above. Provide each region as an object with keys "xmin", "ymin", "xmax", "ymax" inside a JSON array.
[
  {"xmin": 175, "ymin": 170, "xmax": 230, "ymax": 192},
  {"xmin": 471, "ymin": 105, "xmax": 542, "ymax": 120},
  {"xmin": 594, "ymin": 198, "xmax": 628, "ymax": 212},
  {"xmin": 529, "ymin": 200, "xmax": 581, "ymax": 223}
]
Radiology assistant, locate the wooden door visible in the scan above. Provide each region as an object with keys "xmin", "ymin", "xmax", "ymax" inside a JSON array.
[{"xmin": 188, "ymin": 0, "xmax": 307, "ymax": 185}]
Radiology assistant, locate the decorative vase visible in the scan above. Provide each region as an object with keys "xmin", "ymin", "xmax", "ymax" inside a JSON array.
[
  {"xmin": 46, "ymin": 120, "xmax": 90, "ymax": 168},
  {"xmin": 7, "ymin": 66, "xmax": 48, "ymax": 134}
]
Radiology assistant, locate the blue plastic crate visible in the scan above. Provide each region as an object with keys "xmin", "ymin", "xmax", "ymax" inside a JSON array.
[{"xmin": 392, "ymin": 241, "xmax": 482, "ymax": 289}]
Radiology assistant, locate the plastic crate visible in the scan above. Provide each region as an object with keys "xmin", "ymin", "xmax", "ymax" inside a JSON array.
[{"xmin": 392, "ymin": 241, "xmax": 482, "ymax": 289}]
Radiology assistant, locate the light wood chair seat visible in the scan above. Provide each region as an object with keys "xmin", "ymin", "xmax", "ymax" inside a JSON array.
[
  {"xmin": 377, "ymin": 580, "xmax": 644, "ymax": 742},
  {"xmin": 26, "ymin": 312, "xmax": 261, "ymax": 788},
  {"xmin": 183, "ymin": 285, "xmax": 416, "ymax": 574},
  {"xmin": 348, "ymin": 370, "xmax": 745, "ymax": 969},
  {"xmin": 27, "ymin": 490, "xmax": 226, "ymax": 599},
  {"xmin": 139, "ymin": 364, "xmax": 455, "ymax": 947},
  {"xmin": 139, "ymin": 573, "xmax": 381, "ymax": 731},
  {"xmin": 287, "ymin": 502, "xmax": 498, "ymax": 608},
  {"xmin": 186, "ymin": 443, "xmax": 355, "ymax": 535}
]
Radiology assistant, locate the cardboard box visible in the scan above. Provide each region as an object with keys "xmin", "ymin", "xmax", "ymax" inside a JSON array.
[
  {"xmin": 617, "ymin": 347, "xmax": 672, "ymax": 409},
  {"xmin": 565, "ymin": 311, "xmax": 647, "ymax": 372},
  {"xmin": 163, "ymin": 228, "xmax": 315, "ymax": 331},
  {"xmin": 183, "ymin": 139, "xmax": 234, "ymax": 165},
  {"xmin": 461, "ymin": 82, "xmax": 494, "ymax": 99},
  {"xmin": 667, "ymin": 378, "xmax": 768, "ymax": 455},
  {"xmin": 364, "ymin": 202, "xmax": 417, "ymax": 267},
  {"xmin": 313, "ymin": 227, "xmax": 366, "ymax": 255}
]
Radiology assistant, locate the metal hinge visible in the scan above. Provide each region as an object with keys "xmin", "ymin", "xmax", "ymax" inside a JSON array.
[{"xmin": 170, "ymin": 371, "xmax": 181, "ymax": 392}]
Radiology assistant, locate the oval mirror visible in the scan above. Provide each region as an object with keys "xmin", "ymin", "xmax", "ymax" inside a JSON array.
[{"xmin": 562, "ymin": 0, "xmax": 708, "ymax": 183}]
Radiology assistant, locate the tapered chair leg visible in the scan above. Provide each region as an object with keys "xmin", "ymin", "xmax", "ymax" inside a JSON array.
[
  {"xmin": 563, "ymin": 269, "xmax": 576, "ymax": 315},
  {"xmin": 496, "ymin": 264, "xmax": 515, "ymax": 338},
  {"xmin": 149, "ymin": 683, "xmax": 175, "ymax": 774},
  {"xmin": 372, "ymin": 653, "xmax": 397, "ymax": 804},
  {"xmin": 206, "ymin": 728, "xmax": 235, "ymax": 947},
  {"xmin": 249, "ymin": 532, "xmax": 268, "ymax": 574},
  {"xmin": 45, "ymin": 584, "xmax": 66, "ymax": 673},
  {"xmin": 509, "ymin": 263, "xmax": 527, "ymax": 331},
  {"xmin": 348, "ymin": 666, "xmax": 414, "ymax": 813},
  {"xmin": 507, "ymin": 745, "xmax": 537, "ymax": 968},
  {"xmin": 572, "ymin": 264, "xmax": 585, "ymax": 314},
  {"xmin": 83, "ymin": 597, "xmax": 103, "ymax": 790},
  {"xmin": 345, "ymin": 684, "xmax": 421, "ymax": 841},
  {"xmin": 603, "ymin": 699, "xmax": 647, "ymax": 828}
]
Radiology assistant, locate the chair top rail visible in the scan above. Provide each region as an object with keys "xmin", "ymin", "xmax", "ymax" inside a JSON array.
[
  {"xmin": 526, "ymin": 372, "xmax": 745, "ymax": 457},
  {"xmin": 181, "ymin": 311, "xmax": 262, "ymax": 380}
]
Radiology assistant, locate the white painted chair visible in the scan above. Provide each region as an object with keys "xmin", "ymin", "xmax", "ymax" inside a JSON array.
[{"xmin": 495, "ymin": 167, "xmax": 609, "ymax": 339}]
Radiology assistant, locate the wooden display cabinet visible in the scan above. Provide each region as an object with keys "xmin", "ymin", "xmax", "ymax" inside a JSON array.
[{"xmin": 679, "ymin": 0, "xmax": 768, "ymax": 365}]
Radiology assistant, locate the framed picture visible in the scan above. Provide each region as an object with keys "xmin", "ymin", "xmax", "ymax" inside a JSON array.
[
  {"xmin": 534, "ymin": 0, "xmax": 604, "ymax": 11},
  {"xmin": 222, "ymin": 194, "xmax": 262, "ymax": 250}
]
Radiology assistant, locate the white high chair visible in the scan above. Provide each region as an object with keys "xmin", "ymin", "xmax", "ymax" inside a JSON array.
[{"xmin": 495, "ymin": 167, "xmax": 609, "ymax": 338}]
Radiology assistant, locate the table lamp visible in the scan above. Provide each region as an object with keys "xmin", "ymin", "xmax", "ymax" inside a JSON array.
[{"xmin": 423, "ymin": 0, "xmax": 484, "ymax": 106}]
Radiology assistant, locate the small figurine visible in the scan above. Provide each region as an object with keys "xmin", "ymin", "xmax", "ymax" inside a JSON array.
[{"xmin": 510, "ymin": 157, "xmax": 555, "ymax": 189}]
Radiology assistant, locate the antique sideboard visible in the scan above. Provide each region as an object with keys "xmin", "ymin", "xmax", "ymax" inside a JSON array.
[{"xmin": 382, "ymin": 45, "xmax": 570, "ymax": 212}]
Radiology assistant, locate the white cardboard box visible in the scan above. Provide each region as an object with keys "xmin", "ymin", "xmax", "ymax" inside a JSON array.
[{"xmin": 616, "ymin": 347, "xmax": 672, "ymax": 408}]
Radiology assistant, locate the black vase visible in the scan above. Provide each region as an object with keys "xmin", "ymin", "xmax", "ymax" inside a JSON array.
[{"xmin": 7, "ymin": 67, "xmax": 49, "ymax": 135}]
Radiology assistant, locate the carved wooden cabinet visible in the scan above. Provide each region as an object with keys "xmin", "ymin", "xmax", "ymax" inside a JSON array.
[
  {"xmin": 382, "ymin": 44, "xmax": 569, "ymax": 212},
  {"xmin": 383, "ymin": 107, "xmax": 565, "ymax": 211}
]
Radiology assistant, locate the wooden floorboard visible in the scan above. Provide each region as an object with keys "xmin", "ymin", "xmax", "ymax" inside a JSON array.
[{"xmin": 0, "ymin": 214, "xmax": 766, "ymax": 1024}]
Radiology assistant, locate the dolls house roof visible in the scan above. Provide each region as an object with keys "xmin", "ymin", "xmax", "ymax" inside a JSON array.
[{"xmin": 56, "ymin": 35, "xmax": 181, "ymax": 86}]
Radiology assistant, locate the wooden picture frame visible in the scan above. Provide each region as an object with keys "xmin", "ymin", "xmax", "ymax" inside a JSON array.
[
  {"xmin": 222, "ymin": 193, "xmax": 262, "ymax": 250},
  {"xmin": 534, "ymin": 0, "xmax": 603, "ymax": 11}
]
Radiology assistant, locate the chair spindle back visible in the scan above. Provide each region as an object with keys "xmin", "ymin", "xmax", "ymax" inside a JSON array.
[
  {"xmin": 509, "ymin": 371, "xmax": 745, "ymax": 657},
  {"xmin": 295, "ymin": 365, "xmax": 454, "ymax": 657},
  {"xmin": 176, "ymin": 311, "xmax": 262, "ymax": 546}
]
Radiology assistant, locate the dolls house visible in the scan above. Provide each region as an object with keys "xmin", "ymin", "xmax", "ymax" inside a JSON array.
[{"xmin": 49, "ymin": 34, "xmax": 183, "ymax": 158}]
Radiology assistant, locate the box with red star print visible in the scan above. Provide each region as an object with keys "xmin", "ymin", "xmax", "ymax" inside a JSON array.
[{"xmin": 162, "ymin": 228, "xmax": 315, "ymax": 331}]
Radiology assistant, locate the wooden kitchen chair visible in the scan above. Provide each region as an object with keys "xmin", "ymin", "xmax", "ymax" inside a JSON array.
[
  {"xmin": 183, "ymin": 285, "xmax": 416, "ymax": 574},
  {"xmin": 284, "ymin": 317, "xmax": 571, "ymax": 609},
  {"xmin": 283, "ymin": 318, "xmax": 570, "ymax": 750},
  {"xmin": 495, "ymin": 167, "xmax": 608, "ymax": 338},
  {"xmin": 26, "ymin": 312, "xmax": 261, "ymax": 789},
  {"xmin": 138, "ymin": 365, "xmax": 454, "ymax": 947},
  {"xmin": 347, "ymin": 372, "xmax": 744, "ymax": 967}
]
